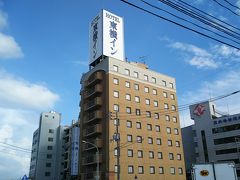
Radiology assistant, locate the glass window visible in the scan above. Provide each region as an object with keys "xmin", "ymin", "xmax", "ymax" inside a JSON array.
[
  {"xmin": 46, "ymin": 163, "xmax": 51, "ymax": 167},
  {"xmin": 114, "ymin": 148, "xmax": 118, "ymax": 156},
  {"xmin": 169, "ymin": 153, "xmax": 174, "ymax": 160},
  {"xmin": 166, "ymin": 127, "xmax": 171, "ymax": 134},
  {"xmin": 137, "ymin": 136, "xmax": 143, "ymax": 143},
  {"xmin": 153, "ymin": 89, "xmax": 157, "ymax": 95},
  {"xmin": 158, "ymin": 152, "xmax": 163, "ymax": 159},
  {"xmin": 178, "ymin": 168, "xmax": 183, "ymax": 175},
  {"xmin": 126, "ymin": 120, "xmax": 132, "ymax": 128},
  {"xmin": 148, "ymin": 137, "xmax": 153, "ymax": 144},
  {"xmin": 156, "ymin": 138, "xmax": 162, "ymax": 145},
  {"xmin": 150, "ymin": 166, "xmax": 155, "ymax": 174},
  {"xmin": 114, "ymin": 91, "xmax": 119, "ymax": 98},
  {"xmin": 113, "ymin": 65, "xmax": 118, "ymax": 72},
  {"xmin": 168, "ymin": 140, "xmax": 173, "ymax": 146},
  {"xmin": 159, "ymin": 167, "xmax": 164, "ymax": 174},
  {"xmin": 113, "ymin": 104, "xmax": 119, "ymax": 112},
  {"xmin": 171, "ymin": 105, "xmax": 176, "ymax": 111},
  {"xmin": 113, "ymin": 78, "xmax": 119, "ymax": 85},
  {"xmin": 145, "ymin": 99, "xmax": 150, "ymax": 105},
  {"xmin": 163, "ymin": 92, "xmax": 168, "ymax": 98},
  {"xmin": 49, "ymin": 129, "xmax": 54, "ymax": 133},
  {"xmin": 138, "ymin": 150, "xmax": 143, "ymax": 158},
  {"xmin": 169, "ymin": 83, "xmax": 174, "ymax": 89},
  {"xmin": 156, "ymin": 125, "xmax": 160, "ymax": 132},
  {"xmin": 147, "ymin": 124, "xmax": 152, "ymax": 131},
  {"xmin": 177, "ymin": 154, "xmax": 181, "ymax": 160},
  {"xmin": 46, "ymin": 154, "xmax": 52, "ymax": 159},
  {"xmin": 135, "ymin": 96, "xmax": 140, "ymax": 103},
  {"xmin": 174, "ymin": 128, "xmax": 179, "ymax": 135},
  {"xmin": 152, "ymin": 77, "xmax": 156, "ymax": 83},
  {"xmin": 126, "ymin": 107, "xmax": 131, "ymax": 114},
  {"xmin": 138, "ymin": 166, "xmax": 144, "ymax": 174},
  {"xmin": 128, "ymin": 149, "xmax": 133, "ymax": 157},
  {"xmin": 127, "ymin": 135, "xmax": 132, "ymax": 142},
  {"xmin": 144, "ymin": 75, "xmax": 148, "ymax": 81},
  {"xmin": 125, "ymin": 81, "xmax": 130, "ymax": 88},
  {"xmin": 136, "ymin": 109, "xmax": 141, "ymax": 116},
  {"xmin": 164, "ymin": 103, "xmax": 169, "ymax": 109},
  {"xmin": 144, "ymin": 87, "xmax": 149, "ymax": 93},
  {"xmin": 136, "ymin": 122, "xmax": 141, "ymax": 129},
  {"xmin": 45, "ymin": 172, "xmax": 51, "ymax": 176},
  {"xmin": 176, "ymin": 141, "xmax": 180, "ymax": 147},
  {"xmin": 47, "ymin": 146, "xmax": 53, "ymax": 150},
  {"xmin": 125, "ymin": 69, "xmax": 130, "ymax": 75},
  {"xmin": 146, "ymin": 111, "xmax": 151, "ymax": 117},
  {"xmin": 154, "ymin": 101, "xmax": 158, "ymax": 107},
  {"xmin": 134, "ymin": 84, "xmax": 139, "ymax": 91},
  {"xmin": 48, "ymin": 137, "xmax": 53, "ymax": 142},
  {"xmin": 170, "ymin": 167, "xmax": 175, "ymax": 174},
  {"xmin": 149, "ymin": 151, "xmax": 154, "ymax": 158},
  {"xmin": 154, "ymin": 113, "xmax": 159, "ymax": 119},
  {"xmin": 173, "ymin": 116, "xmax": 177, "ymax": 123},
  {"xmin": 162, "ymin": 80, "xmax": 167, "ymax": 86},
  {"xmin": 134, "ymin": 71, "xmax": 139, "ymax": 78},
  {"xmin": 128, "ymin": 166, "xmax": 134, "ymax": 174},
  {"xmin": 126, "ymin": 94, "xmax": 131, "ymax": 101},
  {"xmin": 115, "ymin": 165, "xmax": 118, "ymax": 173},
  {"xmin": 170, "ymin": 94, "xmax": 175, "ymax": 100}
]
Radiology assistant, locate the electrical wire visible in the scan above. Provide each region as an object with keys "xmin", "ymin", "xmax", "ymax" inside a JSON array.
[
  {"xmin": 120, "ymin": 0, "xmax": 240, "ymax": 50},
  {"xmin": 212, "ymin": 0, "xmax": 240, "ymax": 16},
  {"xmin": 223, "ymin": 0, "xmax": 240, "ymax": 11},
  {"xmin": 0, "ymin": 142, "xmax": 31, "ymax": 151}
]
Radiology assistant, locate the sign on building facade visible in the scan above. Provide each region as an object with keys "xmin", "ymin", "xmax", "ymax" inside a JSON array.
[
  {"xmin": 70, "ymin": 127, "xmax": 80, "ymax": 175},
  {"xmin": 89, "ymin": 9, "xmax": 125, "ymax": 65}
]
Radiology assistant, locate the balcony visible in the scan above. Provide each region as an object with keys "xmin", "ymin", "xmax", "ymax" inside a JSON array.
[
  {"xmin": 84, "ymin": 84, "xmax": 103, "ymax": 99},
  {"xmin": 83, "ymin": 171, "xmax": 103, "ymax": 180},
  {"xmin": 82, "ymin": 154, "xmax": 103, "ymax": 165},
  {"xmin": 84, "ymin": 110, "xmax": 103, "ymax": 124},
  {"xmin": 84, "ymin": 97, "xmax": 102, "ymax": 111},
  {"xmin": 83, "ymin": 138, "xmax": 103, "ymax": 151},
  {"xmin": 86, "ymin": 72, "xmax": 103, "ymax": 87},
  {"xmin": 83, "ymin": 124, "xmax": 102, "ymax": 137}
]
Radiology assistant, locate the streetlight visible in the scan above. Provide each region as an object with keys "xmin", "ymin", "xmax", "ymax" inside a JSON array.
[{"xmin": 82, "ymin": 140, "xmax": 100, "ymax": 180}]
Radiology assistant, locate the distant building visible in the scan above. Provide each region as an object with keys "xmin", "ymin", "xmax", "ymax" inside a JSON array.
[
  {"xmin": 182, "ymin": 101, "xmax": 240, "ymax": 179},
  {"xmin": 29, "ymin": 111, "xmax": 65, "ymax": 180}
]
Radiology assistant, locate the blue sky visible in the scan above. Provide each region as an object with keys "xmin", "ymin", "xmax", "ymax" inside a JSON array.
[{"xmin": 0, "ymin": 0, "xmax": 240, "ymax": 178}]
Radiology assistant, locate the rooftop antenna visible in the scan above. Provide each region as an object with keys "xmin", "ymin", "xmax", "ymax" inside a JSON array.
[{"xmin": 139, "ymin": 56, "xmax": 147, "ymax": 64}]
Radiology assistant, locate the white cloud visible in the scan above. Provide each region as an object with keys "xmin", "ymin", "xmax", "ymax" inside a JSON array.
[
  {"xmin": 0, "ymin": 10, "xmax": 7, "ymax": 29},
  {"xmin": 213, "ymin": 44, "xmax": 240, "ymax": 58},
  {"xmin": 188, "ymin": 56, "xmax": 219, "ymax": 69},
  {"xmin": 236, "ymin": 0, "xmax": 240, "ymax": 15},
  {"xmin": 0, "ymin": 70, "xmax": 60, "ymax": 110},
  {"xmin": 0, "ymin": 32, "xmax": 24, "ymax": 59}
]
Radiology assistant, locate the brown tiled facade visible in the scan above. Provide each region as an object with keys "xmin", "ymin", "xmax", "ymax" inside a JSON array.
[{"xmin": 79, "ymin": 56, "xmax": 186, "ymax": 180}]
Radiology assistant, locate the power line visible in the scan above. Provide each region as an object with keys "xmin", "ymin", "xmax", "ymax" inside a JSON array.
[
  {"xmin": 140, "ymin": 0, "xmax": 240, "ymax": 45},
  {"xmin": 223, "ymin": 0, "xmax": 240, "ymax": 11},
  {"xmin": 0, "ymin": 142, "xmax": 31, "ymax": 151},
  {"xmin": 212, "ymin": 0, "xmax": 240, "ymax": 16},
  {"xmin": 120, "ymin": 0, "xmax": 240, "ymax": 50}
]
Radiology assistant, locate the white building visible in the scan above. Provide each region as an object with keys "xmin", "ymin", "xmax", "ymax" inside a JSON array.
[
  {"xmin": 29, "ymin": 111, "xmax": 64, "ymax": 180},
  {"xmin": 182, "ymin": 101, "xmax": 240, "ymax": 179}
]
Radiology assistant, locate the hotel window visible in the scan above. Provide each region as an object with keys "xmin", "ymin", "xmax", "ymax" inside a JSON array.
[
  {"xmin": 134, "ymin": 71, "xmax": 139, "ymax": 78},
  {"xmin": 166, "ymin": 127, "xmax": 171, "ymax": 134},
  {"xmin": 177, "ymin": 154, "xmax": 181, "ymax": 160},
  {"xmin": 144, "ymin": 87, "xmax": 149, "ymax": 93},
  {"xmin": 113, "ymin": 65, "xmax": 118, "ymax": 72},
  {"xmin": 135, "ymin": 96, "xmax": 140, "ymax": 103},
  {"xmin": 126, "ymin": 120, "xmax": 132, "ymax": 128},
  {"xmin": 168, "ymin": 140, "xmax": 173, "ymax": 146},
  {"xmin": 114, "ymin": 148, "xmax": 118, "ymax": 156},
  {"xmin": 162, "ymin": 80, "xmax": 167, "ymax": 86},
  {"xmin": 174, "ymin": 128, "xmax": 179, "ymax": 135},
  {"xmin": 169, "ymin": 153, "xmax": 174, "ymax": 160},
  {"xmin": 170, "ymin": 167, "xmax": 175, "ymax": 174},
  {"xmin": 154, "ymin": 113, "xmax": 159, "ymax": 119},
  {"xmin": 173, "ymin": 116, "xmax": 177, "ymax": 123},
  {"xmin": 126, "ymin": 94, "xmax": 131, "ymax": 101},
  {"xmin": 156, "ymin": 138, "xmax": 162, "ymax": 145},
  {"xmin": 149, "ymin": 151, "xmax": 154, "ymax": 158},
  {"xmin": 114, "ymin": 104, "xmax": 119, "ymax": 112},
  {"xmin": 147, "ymin": 124, "xmax": 152, "ymax": 131},
  {"xmin": 153, "ymin": 89, "xmax": 157, "ymax": 95},
  {"xmin": 176, "ymin": 141, "xmax": 180, "ymax": 147},
  {"xmin": 114, "ymin": 91, "xmax": 119, "ymax": 98},
  {"xmin": 137, "ymin": 136, "xmax": 143, "ymax": 143},
  {"xmin": 114, "ymin": 165, "xmax": 118, "ymax": 173},
  {"xmin": 152, "ymin": 77, "xmax": 156, "ymax": 83},
  {"xmin": 126, "ymin": 107, "xmax": 131, "ymax": 114},
  {"xmin": 48, "ymin": 137, "xmax": 53, "ymax": 142},
  {"xmin": 113, "ymin": 78, "xmax": 119, "ymax": 85},
  {"xmin": 138, "ymin": 166, "xmax": 144, "ymax": 174},
  {"xmin": 171, "ymin": 105, "xmax": 176, "ymax": 111},
  {"xmin": 164, "ymin": 103, "xmax": 169, "ymax": 109},
  {"xmin": 178, "ymin": 168, "xmax": 183, "ymax": 175},
  {"xmin": 155, "ymin": 125, "xmax": 160, "ymax": 132},
  {"xmin": 138, "ymin": 150, "xmax": 143, "ymax": 158},
  {"xmin": 128, "ymin": 166, "xmax": 134, "ymax": 174},
  {"xmin": 134, "ymin": 84, "xmax": 139, "ymax": 91},
  {"xmin": 170, "ymin": 94, "xmax": 175, "ymax": 100},
  {"xmin": 169, "ymin": 82, "xmax": 174, "ymax": 89},
  {"xmin": 145, "ymin": 99, "xmax": 150, "ymax": 105},
  {"xmin": 158, "ymin": 152, "xmax": 163, "ymax": 159},
  {"xmin": 165, "ymin": 115, "xmax": 170, "ymax": 121},
  {"xmin": 128, "ymin": 149, "xmax": 133, "ymax": 157},
  {"xmin": 125, "ymin": 69, "xmax": 130, "ymax": 76},
  {"xmin": 154, "ymin": 100, "xmax": 158, "ymax": 107},
  {"xmin": 136, "ymin": 122, "xmax": 141, "ymax": 129},
  {"xmin": 136, "ymin": 109, "xmax": 141, "ymax": 116},
  {"xmin": 148, "ymin": 137, "xmax": 153, "ymax": 144},
  {"xmin": 150, "ymin": 166, "xmax": 155, "ymax": 174},
  {"xmin": 159, "ymin": 167, "xmax": 164, "ymax": 174},
  {"xmin": 163, "ymin": 92, "xmax": 168, "ymax": 98},
  {"xmin": 127, "ymin": 135, "xmax": 132, "ymax": 142},
  {"xmin": 146, "ymin": 111, "xmax": 151, "ymax": 117},
  {"xmin": 125, "ymin": 81, "xmax": 130, "ymax": 88},
  {"xmin": 144, "ymin": 74, "xmax": 148, "ymax": 81}
]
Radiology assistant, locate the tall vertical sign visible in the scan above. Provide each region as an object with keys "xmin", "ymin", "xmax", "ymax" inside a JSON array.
[
  {"xmin": 89, "ymin": 9, "xmax": 125, "ymax": 65},
  {"xmin": 70, "ymin": 127, "xmax": 80, "ymax": 176}
]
